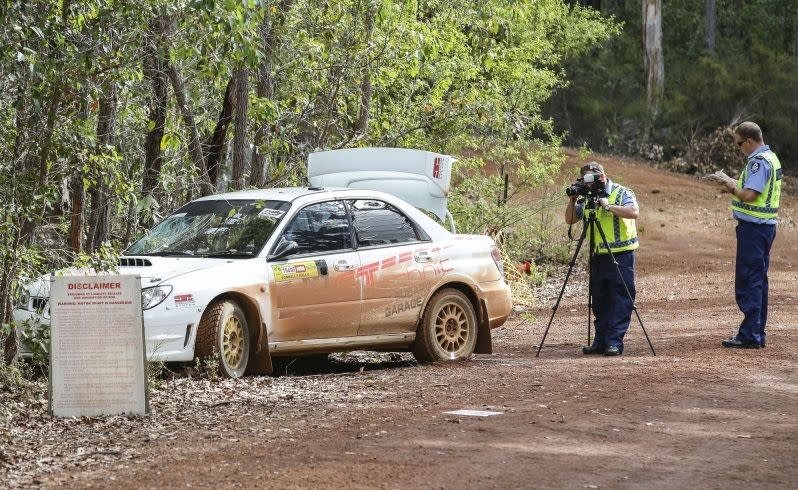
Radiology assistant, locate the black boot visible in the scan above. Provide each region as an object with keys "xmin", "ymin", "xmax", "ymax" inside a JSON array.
[
  {"xmin": 582, "ymin": 344, "xmax": 604, "ymax": 355},
  {"xmin": 721, "ymin": 337, "xmax": 761, "ymax": 349}
]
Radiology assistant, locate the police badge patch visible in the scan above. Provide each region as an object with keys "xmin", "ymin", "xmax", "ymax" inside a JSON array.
[{"xmin": 750, "ymin": 161, "xmax": 760, "ymax": 173}]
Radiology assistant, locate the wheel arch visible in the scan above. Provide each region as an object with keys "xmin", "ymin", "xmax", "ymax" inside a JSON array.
[
  {"xmin": 421, "ymin": 281, "xmax": 492, "ymax": 355},
  {"xmin": 208, "ymin": 291, "xmax": 273, "ymax": 375}
]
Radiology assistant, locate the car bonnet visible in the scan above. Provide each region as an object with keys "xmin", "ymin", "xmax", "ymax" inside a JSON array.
[{"xmin": 118, "ymin": 256, "xmax": 230, "ymax": 286}]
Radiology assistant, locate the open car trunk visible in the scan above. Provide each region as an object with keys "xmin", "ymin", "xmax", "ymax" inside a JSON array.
[{"xmin": 307, "ymin": 148, "xmax": 457, "ymax": 231}]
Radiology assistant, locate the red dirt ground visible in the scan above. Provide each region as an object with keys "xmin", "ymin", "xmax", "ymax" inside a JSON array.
[{"xmin": 5, "ymin": 154, "xmax": 798, "ymax": 489}]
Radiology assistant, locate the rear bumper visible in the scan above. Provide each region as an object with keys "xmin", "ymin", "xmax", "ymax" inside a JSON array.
[{"xmin": 478, "ymin": 279, "xmax": 512, "ymax": 328}]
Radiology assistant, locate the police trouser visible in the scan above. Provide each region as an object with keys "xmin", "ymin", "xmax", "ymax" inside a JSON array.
[
  {"xmin": 590, "ymin": 250, "xmax": 636, "ymax": 352},
  {"xmin": 735, "ymin": 220, "xmax": 776, "ymax": 345}
]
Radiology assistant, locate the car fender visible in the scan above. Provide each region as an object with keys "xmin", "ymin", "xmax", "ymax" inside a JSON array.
[
  {"xmin": 417, "ymin": 273, "xmax": 493, "ymax": 354},
  {"xmin": 204, "ymin": 289, "xmax": 272, "ymax": 375},
  {"xmin": 157, "ymin": 260, "xmax": 272, "ymax": 371}
]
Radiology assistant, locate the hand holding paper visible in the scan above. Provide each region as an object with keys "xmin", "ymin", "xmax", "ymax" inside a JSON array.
[{"xmin": 704, "ymin": 169, "xmax": 736, "ymax": 191}]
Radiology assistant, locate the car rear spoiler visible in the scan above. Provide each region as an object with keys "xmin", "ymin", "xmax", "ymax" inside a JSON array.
[{"xmin": 307, "ymin": 147, "xmax": 457, "ymax": 232}]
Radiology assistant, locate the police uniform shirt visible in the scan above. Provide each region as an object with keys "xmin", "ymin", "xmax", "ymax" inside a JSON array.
[
  {"xmin": 574, "ymin": 179, "xmax": 638, "ymax": 219},
  {"xmin": 733, "ymin": 145, "xmax": 777, "ymax": 225}
]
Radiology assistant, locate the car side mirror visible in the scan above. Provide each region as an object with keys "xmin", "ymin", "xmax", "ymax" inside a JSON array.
[{"xmin": 268, "ymin": 238, "xmax": 299, "ymax": 261}]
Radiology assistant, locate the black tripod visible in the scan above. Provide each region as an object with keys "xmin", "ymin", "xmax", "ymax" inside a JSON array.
[{"xmin": 536, "ymin": 198, "xmax": 656, "ymax": 357}]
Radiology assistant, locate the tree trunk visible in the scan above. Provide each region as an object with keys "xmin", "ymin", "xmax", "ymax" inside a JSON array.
[
  {"xmin": 142, "ymin": 16, "xmax": 169, "ymax": 208},
  {"xmin": 786, "ymin": 4, "xmax": 798, "ymax": 57},
  {"xmin": 0, "ymin": 168, "xmax": 25, "ymax": 364},
  {"xmin": 353, "ymin": 2, "xmax": 377, "ymax": 138},
  {"xmin": 35, "ymin": 90, "xmax": 61, "ymax": 188},
  {"xmin": 794, "ymin": 15, "xmax": 798, "ymax": 59},
  {"xmin": 642, "ymin": 0, "xmax": 664, "ymax": 121},
  {"xmin": 167, "ymin": 63, "xmax": 213, "ymax": 196},
  {"xmin": 705, "ymin": 0, "xmax": 716, "ymax": 54},
  {"xmin": 3, "ymin": 328, "xmax": 16, "ymax": 364},
  {"xmin": 19, "ymin": 87, "xmax": 61, "ymax": 242},
  {"xmin": 68, "ymin": 174, "xmax": 85, "ymax": 253},
  {"xmin": 316, "ymin": 64, "xmax": 345, "ymax": 149},
  {"xmin": 230, "ymin": 68, "xmax": 249, "ymax": 190},
  {"xmin": 205, "ymin": 78, "xmax": 237, "ymax": 189},
  {"xmin": 123, "ymin": 158, "xmax": 138, "ymax": 244},
  {"xmin": 87, "ymin": 84, "xmax": 118, "ymax": 251},
  {"xmin": 66, "ymin": 97, "xmax": 89, "ymax": 253},
  {"xmin": 251, "ymin": 0, "xmax": 294, "ymax": 188}
]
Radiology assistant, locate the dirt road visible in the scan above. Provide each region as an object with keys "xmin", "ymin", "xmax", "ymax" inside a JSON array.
[{"xmin": 2, "ymin": 155, "xmax": 797, "ymax": 488}]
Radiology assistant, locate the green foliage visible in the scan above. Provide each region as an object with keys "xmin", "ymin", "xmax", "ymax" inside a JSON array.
[
  {"xmin": 8, "ymin": 319, "xmax": 50, "ymax": 375},
  {"xmin": 192, "ymin": 355, "xmax": 221, "ymax": 381},
  {"xmin": 147, "ymin": 360, "xmax": 170, "ymax": 391},
  {"xmin": 0, "ymin": 0, "xmax": 618, "ymax": 363},
  {"xmin": 545, "ymin": 0, "xmax": 798, "ymax": 173},
  {"xmin": 448, "ymin": 137, "xmax": 574, "ymax": 309},
  {"xmin": 71, "ymin": 241, "xmax": 123, "ymax": 273}
]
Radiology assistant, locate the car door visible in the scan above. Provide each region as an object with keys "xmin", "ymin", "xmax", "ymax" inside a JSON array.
[
  {"xmin": 347, "ymin": 199, "xmax": 438, "ymax": 336},
  {"xmin": 267, "ymin": 200, "xmax": 361, "ymax": 341}
]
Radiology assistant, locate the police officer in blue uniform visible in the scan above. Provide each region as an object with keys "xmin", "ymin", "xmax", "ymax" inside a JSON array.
[
  {"xmin": 713, "ymin": 122, "xmax": 782, "ymax": 349},
  {"xmin": 565, "ymin": 163, "xmax": 640, "ymax": 356}
]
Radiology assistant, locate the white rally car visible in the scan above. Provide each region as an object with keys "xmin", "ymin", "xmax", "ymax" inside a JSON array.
[{"xmin": 13, "ymin": 149, "xmax": 512, "ymax": 377}]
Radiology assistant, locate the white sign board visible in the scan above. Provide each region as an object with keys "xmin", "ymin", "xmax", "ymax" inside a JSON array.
[{"xmin": 49, "ymin": 274, "xmax": 148, "ymax": 417}]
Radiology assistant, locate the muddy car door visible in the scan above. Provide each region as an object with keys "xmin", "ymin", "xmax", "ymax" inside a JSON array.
[
  {"xmin": 346, "ymin": 199, "xmax": 437, "ymax": 336},
  {"xmin": 267, "ymin": 200, "xmax": 361, "ymax": 341}
]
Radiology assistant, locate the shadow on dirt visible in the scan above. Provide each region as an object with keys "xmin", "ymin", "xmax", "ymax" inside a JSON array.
[{"xmin": 270, "ymin": 352, "xmax": 419, "ymax": 377}]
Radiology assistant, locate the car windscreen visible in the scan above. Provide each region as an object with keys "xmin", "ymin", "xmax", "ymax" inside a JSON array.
[{"xmin": 125, "ymin": 199, "xmax": 290, "ymax": 258}]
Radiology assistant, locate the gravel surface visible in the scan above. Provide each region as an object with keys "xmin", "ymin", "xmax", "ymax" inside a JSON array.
[{"xmin": 1, "ymin": 154, "xmax": 797, "ymax": 488}]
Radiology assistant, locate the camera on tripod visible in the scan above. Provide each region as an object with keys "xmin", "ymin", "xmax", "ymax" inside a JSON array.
[{"xmin": 565, "ymin": 173, "xmax": 608, "ymax": 198}]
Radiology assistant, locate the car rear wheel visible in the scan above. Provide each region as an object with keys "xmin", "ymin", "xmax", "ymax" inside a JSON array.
[
  {"xmin": 412, "ymin": 288, "xmax": 477, "ymax": 362},
  {"xmin": 195, "ymin": 300, "xmax": 250, "ymax": 378}
]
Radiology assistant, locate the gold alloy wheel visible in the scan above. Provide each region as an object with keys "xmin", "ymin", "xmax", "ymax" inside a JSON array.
[
  {"xmin": 434, "ymin": 303, "xmax": 469, "ymax": 356},
  {"xmin": 222, "ymin": 316, "xmax": 245, "ymax": 369}
]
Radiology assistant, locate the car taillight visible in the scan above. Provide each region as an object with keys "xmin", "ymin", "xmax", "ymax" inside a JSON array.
[{"xmin": 490, "ymin": 245, "xmax": 504, "ymax": 277}]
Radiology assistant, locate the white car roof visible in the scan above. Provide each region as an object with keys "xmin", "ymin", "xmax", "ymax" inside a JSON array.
[{"xmin": 192, "ymin": 187, "xmax": 331, "ymax": 203}]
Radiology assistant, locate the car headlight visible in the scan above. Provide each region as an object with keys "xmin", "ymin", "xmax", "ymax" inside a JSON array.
[{"xmin": 141, "ymin": 285, "xmax": 172, "ymax": 310}]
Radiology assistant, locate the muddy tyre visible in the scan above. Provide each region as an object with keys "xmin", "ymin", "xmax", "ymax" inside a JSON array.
[
  {"xmin": 412, "ymin": 288, "xmax": 478, "ymax": 363},
  {"xmin": 195, "ymin": 300, "xmax": 250, "ymax": 378}
]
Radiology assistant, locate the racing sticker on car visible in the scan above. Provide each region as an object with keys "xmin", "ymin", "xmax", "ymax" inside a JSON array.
[
  {"xmin": 173, "ymin": 293, "xmax": 196, "ymax": 308},
  {"xmin": 272, "ymin": 261, "xmax": 321, "ymax": 282},
  {"xmin": 385, "ymin": 297, "xmax": 423, "ymax": 318}
]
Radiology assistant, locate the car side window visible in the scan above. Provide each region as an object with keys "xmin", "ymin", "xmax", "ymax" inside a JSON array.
[
  {"xmin": 281, "ymin": 201, "xmax": 352, "ymax": 255},
  {"xmin": 346, "ymin": 199, "xmax": 420, "ymax": 247}
]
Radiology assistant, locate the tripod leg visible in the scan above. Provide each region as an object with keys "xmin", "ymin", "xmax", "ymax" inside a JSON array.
[
  {"xmin": 587, "ymin": 219, "xmax": 595, "ymax": 347},
  {"xmin": 536, "ymin": 222, "xmax": 588, "ymax": 357},
  {"xmin": 593, "ymin": 220, "xmax": 657, "ymax": 356}
]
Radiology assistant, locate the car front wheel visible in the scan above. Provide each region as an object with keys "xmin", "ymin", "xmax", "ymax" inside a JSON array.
[
  {"xmin": 195, "ymin": 300, "xmax": 250, "ymax": 378},
  {"xmin": 412, "ymin": 288, "xmax": 477, "ymax": 362}
]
